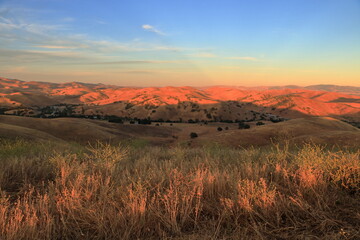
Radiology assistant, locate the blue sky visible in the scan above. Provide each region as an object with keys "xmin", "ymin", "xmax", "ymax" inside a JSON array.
[{"xmin": 0, "ymin": 0, "xmax": 359, "ymax": 86}]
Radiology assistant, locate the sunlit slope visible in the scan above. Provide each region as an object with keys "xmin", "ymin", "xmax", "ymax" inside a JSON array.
[{"xmin": 1, "ymin": 77, "xmax": 359, "ymax": 120}]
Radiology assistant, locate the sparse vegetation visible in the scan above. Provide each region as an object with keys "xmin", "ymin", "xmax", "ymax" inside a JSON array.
[{"xmin": 0, "ymin": 139, "xmax": 359, "ymax": 239}]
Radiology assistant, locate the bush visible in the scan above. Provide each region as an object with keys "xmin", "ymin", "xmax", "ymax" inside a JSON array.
[
  {"xmin": 108, "ymin": 116, "xmax": 124, "ymax": 123},
  {"xmin": 217, "ymin": 127, "xmax": 223, "ymax": 131},
  {"xmin": 256, "ymin": 121, "xmax": 265, "ymax": 126},
  {"xmin": 190, "ymin": 132, "xmax": 198, "ymax": 138},
  {"xmin": 138, "ymin": 119, "xmax": 151, "ymax": 125},
  {"xmin": 239, "ymin": 122, "xmax": 250, "ymax": 129}
]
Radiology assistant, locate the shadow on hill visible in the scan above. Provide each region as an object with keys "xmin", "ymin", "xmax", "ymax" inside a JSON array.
[{"xmin": 0, "ymin": 115, "xmax": 180, "ymax": 145}]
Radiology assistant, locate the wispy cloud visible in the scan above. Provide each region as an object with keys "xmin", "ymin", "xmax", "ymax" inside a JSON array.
[
  {"xmin": 0, "ymin": 48, "xmax": 92, "ymax": 64},
  {"xmin": 0, "ymin": 10, "xmax": 205, "ymax": 68},
  {"xmin": 226, "ymin": 56, "xmax": 259, "ymax": 61},
  {"xmin": 5, "ymin": 66, "xmax": 27, "ymax": 73},
  {"xmin": 75, "ymin": 60, "xmax": 182, "ymax": 65},
  {"xmin": 36, "ymin": 45, "xmax": 80, "ymax": 49},
  {"xmin": 191, "ymin": 52, "xmax": 216, "ymax": 58},
  {"xmin": 0, "ymin": 15, "xmax": 62, "ymax": 35},
  {"xmin": 121, "ymin": 70, "xmax": 157, "ymax": 75},
  {"xmin": 95, "ymin": 19, "xmax": 106, "ymax": 25},
  {"xmin": 153, "ymin": 46, "xmax": 182, "ymax": 52},
  {"xmin": 142, "ymin": 24, "xmax": 166, "ymax": 36},
  {"xmin": 62, "ymin": 17, "xmax": 75, "ymax": 22}
]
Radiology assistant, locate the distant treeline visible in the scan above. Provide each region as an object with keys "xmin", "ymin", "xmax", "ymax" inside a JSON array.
[{"xmin": 0, "ymin": 104, "xmax": 288, "ymax": 125}]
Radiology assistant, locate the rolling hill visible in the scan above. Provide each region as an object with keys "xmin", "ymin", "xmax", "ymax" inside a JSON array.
[
  {"xmin": 0, "ymin": 115, "xmax": 358, "ymax": 148},
  {"xmin": 0, "ymin": 77, "xmax": 359, "ymax": 122}
]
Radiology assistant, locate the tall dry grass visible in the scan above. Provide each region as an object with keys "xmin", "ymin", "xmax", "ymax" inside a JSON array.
[{"xmin": 0, "ymin": 139, "xmax": 359, "ymax": 239}]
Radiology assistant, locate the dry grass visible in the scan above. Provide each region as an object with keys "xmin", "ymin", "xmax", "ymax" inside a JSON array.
[{"xmin": 0, "ymin": 139, "xmax": 359, "ymax": 239}]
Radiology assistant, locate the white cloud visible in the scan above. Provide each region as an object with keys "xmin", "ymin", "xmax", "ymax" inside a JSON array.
[
  {"xmin": 142, "ymin": 24, "xmax": 165, "ymax": 36},
  {"xmin": 226, "ymin": 56, "xmax": 259, "ymax": 61},
  {"xmin": 0, "ymin": 15, "xmax": 62, "ymax": 35}
]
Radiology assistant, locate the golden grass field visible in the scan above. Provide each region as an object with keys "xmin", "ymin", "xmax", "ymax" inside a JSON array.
[{"xmin": 0, "ymin": 137, "xmax": 359, "ymax": 239}]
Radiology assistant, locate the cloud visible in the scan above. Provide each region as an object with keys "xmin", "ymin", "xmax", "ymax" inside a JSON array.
[
  {"xmin": 75, "ymin": 60, "xmax": 182, "ymax": 65},
  {"xmin": 191, "ymin": 52, "xmax": 216, "ymax": 58},
  {"xmin": 142, "ymin": 24, "xmax": 165, "ymax": 36},
  {"xmin": 0, "ymin": 48, "xmax": 92, "ymax": 64},
  {"xmin": 95, "ymin": 19, "xmax": 106, "ymax": 25},
  {"xmin": 226, "ymin": 56, "xmax": 259, "ymax": 61},
  {"xmin": 122, "ymin": 70, "xmax": 157, "ymax": 75},
  {"xmin": 62, "ymin": 17, "xmax": 75, "ymax": 22},
  {"xmin": 5, "ymin": 66, "xmax": 27, "ymax": 73},
  {"xmin": 0, "ymin": 15, "xmax": 62, "ymax": 35},
  {"xmin": 36, "ymin": 45, "xmax": 80, "ymax": 49},
  {"xmin": 153, "ymin": 46, "xmax": 182, "ymax": 52},
  {"xmin": 0, "ymin": 10, "xmax": 205, "ymax": 68}
]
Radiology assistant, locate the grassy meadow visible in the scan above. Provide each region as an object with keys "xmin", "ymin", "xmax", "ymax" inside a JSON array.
[{"xmin": 0, "ymin": 138, "xmax": 359, "ymax": 239}]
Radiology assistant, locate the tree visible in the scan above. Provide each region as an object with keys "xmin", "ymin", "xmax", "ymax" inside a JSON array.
[
  {"xmin": 138, "ymin": 119, "xmax": 151, "ymax": 125},
  {"xmin": 190, "ymin": 132, "xmax": 198, "ymax": 138},
  {"xmin": 217, "ymin": 127, "xmax": 223, "ymax": 131},
  {"xmin": 108, "ymin": 115, "xmax": 124, "ymax": 123},
  {"xmin": 256, "ymin": 121, "xmax": 265, "ymax": 126},
  {"xmin": 239, "ymin": 122, "xmax": 250, "ymax": 129}
]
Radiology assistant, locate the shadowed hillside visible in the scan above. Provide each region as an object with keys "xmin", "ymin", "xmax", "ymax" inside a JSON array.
[{"xmin": 1, "ymin": 115, "xmax": 359, "ymax": 148}]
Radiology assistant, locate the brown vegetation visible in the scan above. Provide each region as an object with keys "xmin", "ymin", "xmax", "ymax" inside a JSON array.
[{"xmin": 0, "ymin": 139, "xmax": 359, "ymax": 239}]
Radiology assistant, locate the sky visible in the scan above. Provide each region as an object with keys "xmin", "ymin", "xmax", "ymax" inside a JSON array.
[{"xmin": 0, "ymin": 0, "xmax": 359, "ymax": 86}]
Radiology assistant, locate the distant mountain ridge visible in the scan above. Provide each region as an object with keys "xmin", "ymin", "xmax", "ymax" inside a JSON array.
[{"xmin": 1, "ymin": 77, "xmax": 359, "ymax": 121}]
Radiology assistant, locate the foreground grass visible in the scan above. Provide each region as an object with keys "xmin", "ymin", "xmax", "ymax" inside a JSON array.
[{"xmin": 0, "ymin": 139, "xmax": 359, "ymax": 239}]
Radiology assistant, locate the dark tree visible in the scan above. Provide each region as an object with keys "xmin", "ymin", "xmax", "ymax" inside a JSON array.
[
  {"xmin": 138, "ymin": 119, "xmax": 151, "ymax": 125},
  {"xmin": 217, "ymin": 127, "xmax": 223, "ymax": 131},
  {"xmin": 256, "ymin": 121, "xmax": 265, "ymax": 126},
  {"xmin": 190, "ymin": 132, "xmax": 198, "ymax": 138},
  {"xmin": 239, "ymin": 122, "xmax": 250, "ymax": 129},
  {"xmin": 108, "ymin": 115, "xmax": 124, "ymax": 123}
]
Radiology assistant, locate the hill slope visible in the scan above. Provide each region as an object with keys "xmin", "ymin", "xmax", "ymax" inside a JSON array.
[
  {"xmin": 1, "ymin": 115, "xmax": 358, "ymax": 148},
  {"xmin": 0, "ymin": 115, "xmax": 179, "ymax": 144},
  {"xmin": 1, "ymin": 77, "xmax": 359, "ymax": 121},
  {"xmin": 203, "ymin": 117, "xmax": 360, "ymax": 147}
]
